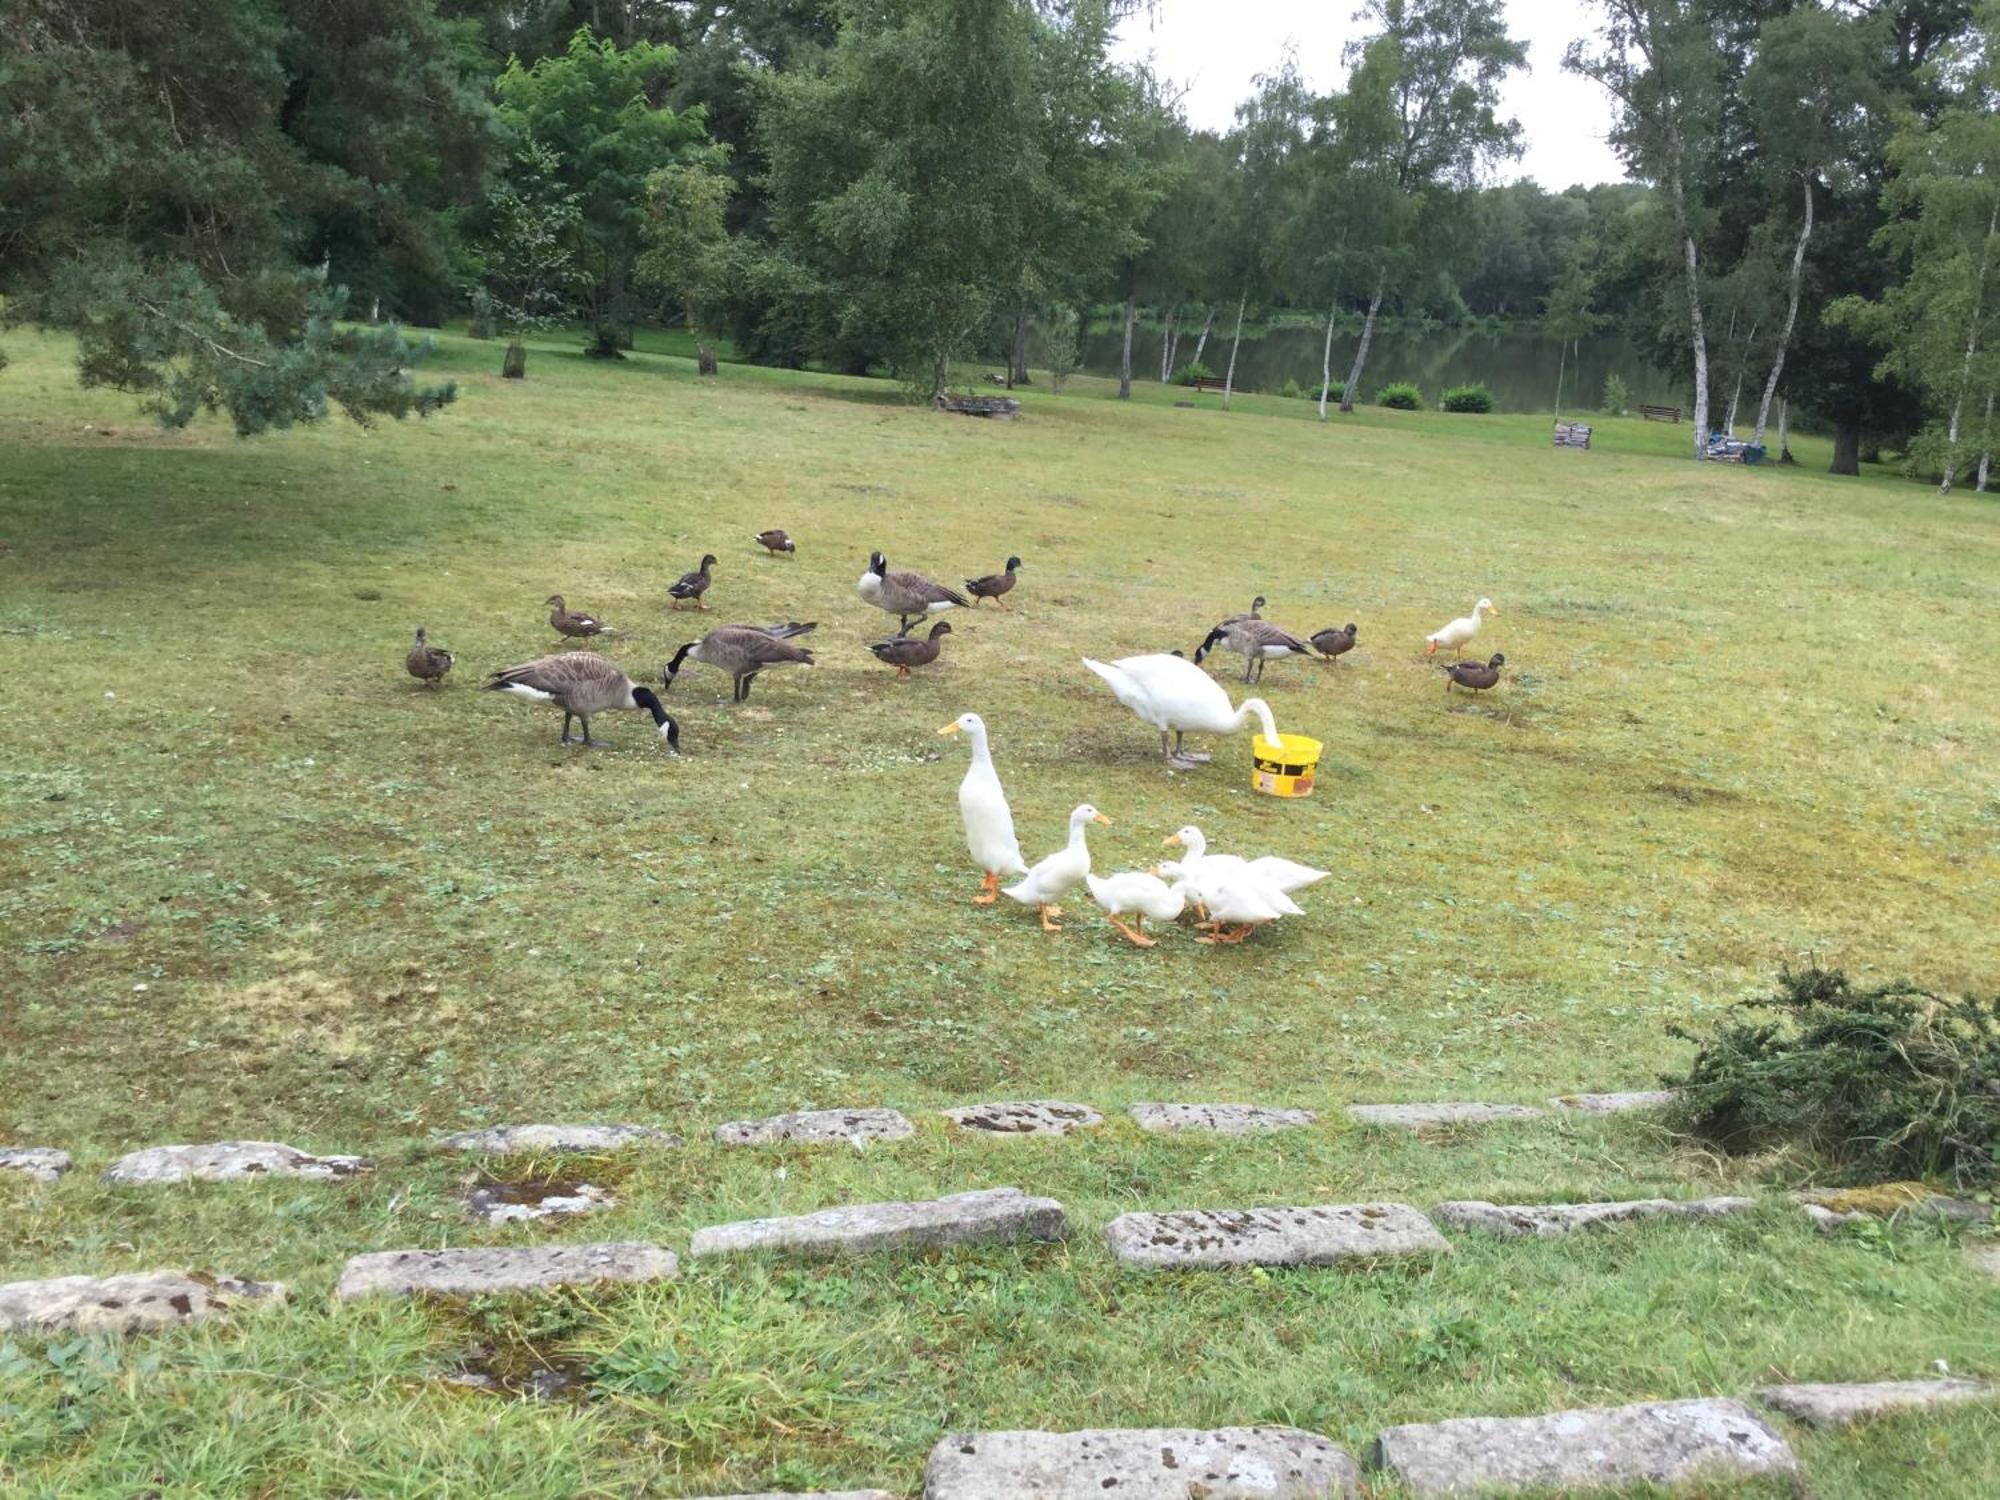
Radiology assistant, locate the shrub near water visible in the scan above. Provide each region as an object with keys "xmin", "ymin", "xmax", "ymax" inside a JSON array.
[
  {"xmin": 1602, "ymin": 372, "xmax": 1630, "ymax": 415},
  {"xmin": 1376, "ymin": 381, "xmax": 1423, "ymax": 410},
  {"xmin": 1440, "ymin": 382, "xmax": 1494, "ymax": 413},
  {"xmin": 1173, "ymin": 360, "xmax": 1218, "ymax": 386}
]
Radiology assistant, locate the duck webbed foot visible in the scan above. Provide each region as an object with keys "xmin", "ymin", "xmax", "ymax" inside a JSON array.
[
  {"xmin": 974, "ymin": 872, "xmax": 1000, "ymax": 906},
  {"xmin": 1108, "ymin": 915, "xmax": 1155, "ymax": 948},
  {"xmin": 1037, "ymin": 904, "xmax": 1063, "ymax": 932}
]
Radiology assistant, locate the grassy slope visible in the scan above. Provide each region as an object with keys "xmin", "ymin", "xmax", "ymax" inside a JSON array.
[{"xmin": 1, "ymin": 327, "xmax": 1997, "ymax": 1497}]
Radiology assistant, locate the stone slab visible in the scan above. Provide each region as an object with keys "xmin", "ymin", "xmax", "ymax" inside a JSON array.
[
  {"xmin": 1129, "ymin": 1103, "xmax": 1317, "ymax": 1135},
  {"xmin": 714, "ymin": 1108, "xmax": 915, "ymax": 1147},
  {"xmin": 699, "ymin": 1493, "xmax": 894, "ymax": 1499},
  {"xmin": 1754, "ymin": 1379, "xmax": 1997, "ymax": 1428},
  {"xmin": 103, "ymin": 1141, "xmax": 369, "ymax": 1184},
  {"xmin": 1548, "ymin": 1090, "xmax": 1680, "ymax": 1114},
  {"xmin": 0, "ymin": 1147, "xmax": 71, "ymax": 1183},
  {"xmin": 1347, "ymin": 1102, "xmax": 1544, "ymax": 1128},
  {"xmin": 1971, "ymin": 1243, "xmax": 2000, "ymax": 1281},
  {"xmin": 1374, "ymin": 1397, "xmax": 1798, "ymax": 1497},
  {"xmin": 465, "ymin": 1181, "xmax": 613, "ymax": 1223},
  {"xmin": 335, "ymin": 1242, "xmax": 678, "ymax": 1300},
  {"xmin": 1433, "ymin": 1197, "xmax": 1755, "ymax": 1239},
  {"xmin": 1796, "ymin": 1185, "xmax": 1990, "ymax": 1232},
  {"xmin": 941, "ymin": 1100, "xmax": 1103, "ymax": 1136},
  {"xmin": 435, "ymin": 1123, "xmax": 681, "ymax": 1154},
  {"xmin": 0, "ymin": 1271, "xmax": 286, "ymax": 1335},
  {"xmin": 1103, "ymin": 1202, "xmax": 1449, "ymax": 1269},
  {"xmin": 924, "ymin": 1427, "xmax": 1361, "ymax": 1499},
  {"xmin": 690, "ymin": 1187, "xmax": 1067, "ymax": 1258}
]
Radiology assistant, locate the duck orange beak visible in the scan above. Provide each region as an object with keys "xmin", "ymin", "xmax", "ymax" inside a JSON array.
[
  {"xmin": 936, "ymin": 723, "xmax": 961, "ymax": 736},
  {"xmin": 1162, "ymin": 834, "xmax": 1183, "ymax": 848},
  {"xmin": 1093, "ymin": 813, "xmax": 1112, "ymax": 826}
]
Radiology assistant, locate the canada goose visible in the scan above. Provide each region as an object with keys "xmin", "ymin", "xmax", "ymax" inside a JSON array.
[
  {"xmin": 546, "ymin": 594, "xmax": 611, "ymax": 646},
  {"xmin": 1443, "ymin": 652, "xmax": 1505, "ymax": 692},
  {"xmin": 867, "ymin": 620, "xmax": 951, "ymax": 679},
  {"xmin": 485, "ymin": 653, "xmax": 680, "ymax": 750},
  {"xmin": 1218, "ymin": 595, "xmax": 1267, "ymax": 627},
  {"xmin": 965, "ymin": 556, "xmax": 1022, "ymax": 608},
  {"xmin": 939, "ymin": 711, "xmax": 1028, "ymax": 904},
  {"xmin": 406, "ymin": 627, "xmax": 453, "ymax": 687},
  {"xmin": 668, "ymin": 555, "xmax": 717, "ymax": 610},
  {"xmin": 1194, "ymin": 618, "xmax": 1314, "ymax": 683},
  {"xmin": 1004, "ymin": 803, "xmax": 1111, "ymax": 932},
  {"xmin": 856, "ymin": 551, "xmax": 968, "ymax": 632},
  {"xmin": 1081, "ymin": 654, "xmax": 1279, "ymax": 769},
  {"xmin": 664, "ymin": 624, "xmax": 815, "ymax": 702},
  {"xmin": 1310, "ymin": 623, "xmax": 1358, "ymax": 660},
  {"xmin": 1426, "ymin": 597, "xmax": 1496, "ymax": 656},
  {"xmin": 754, "ymin": 529, "xmax": 796, "ymax": 556}
]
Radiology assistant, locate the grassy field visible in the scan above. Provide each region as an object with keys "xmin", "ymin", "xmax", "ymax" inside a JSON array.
[{"xmin": 2, "ymin": 323, "xmax": 1999, "ymax": 1497}]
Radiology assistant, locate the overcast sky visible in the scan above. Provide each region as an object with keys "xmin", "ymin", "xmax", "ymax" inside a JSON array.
[{"xmin": 1110, "ymin": 1, "xmax": 1628, "ymax": 191}]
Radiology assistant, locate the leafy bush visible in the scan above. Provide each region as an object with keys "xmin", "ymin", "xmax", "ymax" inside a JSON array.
[
  {"xmin": 1173, "ymin": 360, "xmax": 1218, "ymax": 386},
  {"xmin": 1602, "ymin": 373, "xmax": 1629, "ymax": 415},
  {"xmin": 1042, "ymin": 305, "xmax": 1081, "ymax": 393},
  {"xmin": 1376, "ymin": 381, "xmax": 1423, "ymax": 410},
  {"xmin": 1279, "ymin": 378, "xmax": 1303, "ymax": 400},
  {"xmin": 1668, "ymin": 966, "xmax": 2000, "ymax": 1187},
  {"xmin": 1440, "ymin": 383, "xmax": 1493, "ymax": 413}
]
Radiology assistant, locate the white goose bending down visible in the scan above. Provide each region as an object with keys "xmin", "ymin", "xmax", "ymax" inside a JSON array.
[
  {"xmin": 1160, "ymin": 859, "xmax": 1302, "ymax": 945},
  {"xmin": 938, "ymin": 712, "xmax": 1027, "ymax": 905},
  {"xmin": 1426, "ymin": 597, "xmax": 1496, "ymax": 657},
  {"xmin": 1004, "ymin": 803, "xmax": 1110, "ymax": 932},
  {"xmin": 1084, "ymin": 870, "xmax": 1185, "ymax": 947},
  {"xmin": 1081, "ymin": 653, "xmax": 1279, "ymax": 770},
  {"xmin": 1165, "ymin": 825, "xmax": 1328, "ymax": 895}
]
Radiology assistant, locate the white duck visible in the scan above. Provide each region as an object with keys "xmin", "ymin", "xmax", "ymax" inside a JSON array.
[
  {"xmin": 1084, "ymin": 870, "xmax": 1186, "ymax": 948},
  {"xmin": 1004, "ymin": 803, "xmax": 1110, "ymax": 932},
  {"xmin": 1164, "ymin": 825, "xmax": 1328, "ymax": 895},
  {"xmin": 1081, "ymin": 654, "xmax": 1280, "ymax": 769},
  {"xmin": 1426, "ymin": 597, "xmax": 1496, "ymax": 657},
  {"xmin": 1161, "ymin": 860, "xmax": 1302, "ymax": 945},
  {"xmin": 937, "ymin": 712, "xmax": 1027, "ymax": 905}
]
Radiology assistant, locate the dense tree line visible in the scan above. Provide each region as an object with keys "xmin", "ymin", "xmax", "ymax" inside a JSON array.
[{"xmin": 2, "ymin": 0, "xmax": 1994, "ymax": 486}]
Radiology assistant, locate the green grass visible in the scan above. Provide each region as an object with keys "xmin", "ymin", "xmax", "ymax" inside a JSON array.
[{"xmin": 2, "ymin": 325, "xmax": 1998, "ymax": 1496}]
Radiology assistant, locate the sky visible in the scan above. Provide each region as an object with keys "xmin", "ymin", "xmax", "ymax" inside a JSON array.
[{"xmin": 1109, "ymin": 1, "xmax": 1628, "ymax": 191}]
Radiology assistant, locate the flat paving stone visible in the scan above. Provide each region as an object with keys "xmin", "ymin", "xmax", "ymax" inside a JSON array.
[
  {"xmin": 1347, "ymin": 1102, "xmax": 1544, "ymax": 1129},
  {"xmin": 435, "ymin": 1123, "xmax": 681, "ymax": 1154},
  {"xmin": 0, "ymin": 1147, "xmax": 71, "ymax": 1183},
  {"xmin": 464, "ymin": 1180, "xmax": 613, "ymax": 1224},
  {"xmin": 698, "ymin": 1492, "xmax": 894, "ymax": 1499},
  {"xmin": 924, "ymin": 1427, "xmax": 1361, "ymax": 1499},
  {"xmin": 103, "ymin": 1141, "xmax": 369, "ymax": 1184},
  {"xmin": 1796, "ymin": 1185, "xmax": 1991, "ymax": 1232},
  {"xmin": 0, "ymin": 1270, "xmax": 286, "ymax": 1334},
  {"xmin": 1103, "ymin": 1202, "xmax": 1449, "ymax": 1269},
  {"xmin": 941, "ymin": 1100, "xmax": 1103, "ymax": 1136},
  {"xmin": 1754, "ymin": 1378, "xmax": 1997, "ymax": 1428},
  {"xmin": 1971, "ymin": 1243, "xmax": 2000, "ymax": 1281},
  {"xmin": 335, "ymin": 1242, "xmax": 678, "ymax": 1300},
  {"xmin": 690, "ymin": 1187, "xmax": 1067, "ymax": 1258},
  {"xmin": 1548, "ymin": 1090, "xmax": 1679, "ymax": 1114},
  {"xmin": 1374, "ymin": 1397, "xmax": 1798, "ymax": 1497},
  {"xmin": 1129, "ymin": 1102, "xmax": 1317, "ymax": 1135},
  {"xmin": 1433, "ymin": 1196, "xmax": 1755, "ymax": 1239},
  {"xmin": 714, "ymin": 1108, "xmax": 915, "ymax": 1147}
]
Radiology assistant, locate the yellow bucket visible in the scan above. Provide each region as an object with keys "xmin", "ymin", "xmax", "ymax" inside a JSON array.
[{"xmin": 1251, "ymin": 732, "xmax": 1322, "ymax": 798}]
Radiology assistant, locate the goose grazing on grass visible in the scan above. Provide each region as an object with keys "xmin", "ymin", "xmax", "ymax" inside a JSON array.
[
  {"xmin": 1164, "ymin": 826, "xmax": 1328, "ymax": 895},
  {"xmin": 1195, "ymin": 617, "xmax": 1314, "ymax": 683},
  {"xmin": 485, "ymin": 653, "xmax": 680, "ymax": 750},
  {"xmin": 1004, "ymin": 803, "xmax": 1110, "ymax": 932},
  {"xmin": 754, "ymin": 528, "xmax": 796, "ymax": 556},
  {"xmin": 965, "ymin": 556, "xmax": 1022, "ymax": 608},
  {"xmin": 938, "ymin": 711, "xmax": 1027, "ymax": 905},
  {"xmin": 1426, "ymin": 597, "xmax": 1495, "ymax": 656},
  {"xmin": 857, "ymin": 550, "xmax": 969, "ymax": 632},
  {"xmin": 668, "ymin": 554, "xmax": 717, "ymax": 610},
  {"xmin": 868, "ymin": 620, "xmax": 951, "ymax": 679},
  {"xmin": 1443, "ymin": 651, "xmax": 1505, "ymax": 693},
  {"xmin": 405, "ymin": 626, "xmax": 453, "ymax": 687},
  {"xmin": 1084, "ymin": 870, "xmax": 1185, "ymax": 947},
  {"xmin": 1310, "ymin": 623, "xmax": 1358, "ymax": 660},
  {"xmin": 1081, "ymin": 653, "xmax": 1279, "ymax": 770},
  {"xmin": 1159, "ymin": 859, "xmax": 1302, "ymax": 945},
  {"xmin": 664, "ymin": 623, "xmax": 816, "ymax": 703},
  {"xmin": 546, "ymin": 594, "xmax": 611, "ymax": 646}
]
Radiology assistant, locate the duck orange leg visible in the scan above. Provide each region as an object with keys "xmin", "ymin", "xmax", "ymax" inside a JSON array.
[
  {"xmin": 1108, "ymin": 914, "xmax": 1156, "ymax": 948},
  {"xmin": 973, "ymin": 871, "xmax": 999, "ymax": 906},
  {"xmin": 1038, "ymin": 904, "xmax": 1063, "ymax": 932}
]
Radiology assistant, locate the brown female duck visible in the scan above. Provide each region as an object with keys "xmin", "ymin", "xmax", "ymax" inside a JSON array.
[
  {"xmin": 754, "ymin": 528, "xmax": 796, "ymax": 556},
  {"xmin": 546, "ymin": 594, "xmax": 611, "ymax": 646},
  {"xmin": 867, "ymin": 620, "xmax": 952, "ymax": 679},
  {"xmin": 1310, "ymin": 623, "xmax": 1358, "ymax": 660},
  {"xmin": 1443, "ymin": 652, "xmax": 1504, "ymax": 692},
  {"xmin": 405, "ymin": 626, "xmax": 454, "ymax": 686},
  {"xmin": 668, "ymin": 554, "xmax": 717, "ymax": 610},
  {"xmin": 965, "ymin": 556, "xmax": 1022, "ymax": 608}
]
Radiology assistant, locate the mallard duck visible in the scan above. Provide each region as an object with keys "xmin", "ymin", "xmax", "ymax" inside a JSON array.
[
  {"xmin": 1194, "ymin": 617, "xmax": 1314, "ymax": 683},
  {"xmin": 1310, "ymin": 623, "xmax": 1357, "ymax": 660},
  {"xmin": 1163, "ymin": 825, "xmax": 1328, "ymax": 895},
  {"xmin": 965, "ymin": 556, "xmax": 1022, "ymax": 608},
  {"xmin": 1443, "ymin": 651, "xmax": 1505, "ymax": 693},
  {"xmin": 546, "ymin": 594, "xmax": 611, "ymax": 646},
  {"xmin": 857, "ymin": 551, "xmax": 968, "ymax": 632},
  {"xmin": 938, "ymin": 711, "xmax": 1027, "ymax": 904},
  {"xmin": 1426, "ymin": 597, "xmax": 1496, "ymax": 656},
  {"xmin": 1004, "ymin": 803, "xmax": 1110, "ymax": 932},
  {"xmin": 1081, "ymin": 653, "xmax": 1279, "ymax": 769},
  {"xmin": 1160, "ymin": 860, "xmax": 1302, "ymax": 944},
  {"xmin": 668, "ymin": 554, "xmax": 717, "ymax": 610},
  {"xmin": 1084, "ymin": 870, "xmax": 1185, "ymax": 947},
  {"xmin": 754, "ymin": 528, "xmax": 796, "ymax": 556},
  {"xmin": 485, "ymin": 653, "xmax": 680, "ymax": 750},
  {"xmin": 405, "ymin": 626, "xmax": 453, "ymax": 687},
  {"xmin": 664, "ymin": 623, "xmax": 815, "ymax": 703},
  {"xmin": 868, "ymin": 620, "xmax": 951, "ymax": 679}
]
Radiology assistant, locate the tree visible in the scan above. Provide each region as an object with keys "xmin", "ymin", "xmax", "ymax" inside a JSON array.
[
  {"xmin": 1542, "ymin": 244, "xmax": 1606, "ymax": 418},
  {"xmin": 636, "ymin": 161, "xmax": 735, "ymax": 367},
  {"xmin": 476, "ymin": 141, "xmax": 589, "ymax": 378},
  {"xmin": 1216, "ymin": 60, "xmax": 1312, "ymax": 406}
]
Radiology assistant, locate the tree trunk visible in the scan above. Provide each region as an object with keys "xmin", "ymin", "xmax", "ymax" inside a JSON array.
[
  {"xmin": 1753, "ymin": 178, "xmax": 1813, "ymax": 449},
  {"xmin": 1117, "ymin": 293, "xmax": 1136, "ymax": 400},
  {"xmin": 1317, "ymin": 305, "xmax": 1338, "ymax": 421},
  {"xmin": 932, "ymin": 353, "xmax": 950, "ymax": 402},
  {"xmin": 1830, "ymin": 419, "xmax": 1860, "ymax": 476},
  {"xmin": 1339, "ymin": 275, "xmax": 1385, "ymax": 414},
  {"xmin": 1777, "ymin": 398, "xmax": 1793, "ymax": 464},
  {"xmin": 1222, "ymin": 290, "xmax": 1247, "ymax": 408},
  {"xmin": 1008, "ymin": 302, "xmax": 1029, "ymax": 389},
  {"xmin": 1190, "ymin": 307, "xmax": 1215, "ymax": 369},
  {"xmin": 1165, "ymin": 315, "xmax": 1182, "ymax": 381},
  {"xmin": 1941, "ymin": 201, "xmax": 1998, "ymax": 495},
  {"xmin": 1977, "ymin": 391, "xmax": 1994, "ymax": 493},
  {"xmin": 502, "ymin": 341, "xmax": 526, "ymax": 379},
  {"xmin": 1553, "ymin": 336, "xmax": 1568, "ymax": 421},
  {"xmin": 1685, "ymin": 232, "xmax": 1710, "ymax": 460},
  {"xmin": 697, "ymin": 344, "xmax": 717, "ymax": 376},
  {"xmin": 1158, "ymin": 306, "xmax": 1177, "ymax": 382}
]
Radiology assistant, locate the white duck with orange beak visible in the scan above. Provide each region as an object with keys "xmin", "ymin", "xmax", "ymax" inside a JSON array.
[
  {"xmin": 1426, "ymin": 597, "xmax": 1496, "ymax": 656},
  {"xmin": 938, "ymin": 712, "xmax": 1027, "ymax": 905},
  {"xmin": 1004, "ymin": 803, "xmax": 1111, "ymax": 932}
]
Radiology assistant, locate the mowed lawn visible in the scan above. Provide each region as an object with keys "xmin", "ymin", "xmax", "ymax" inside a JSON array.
[{"xmin": 1, "ymin": 326, "xmax": 1998, "ymax": 1496}]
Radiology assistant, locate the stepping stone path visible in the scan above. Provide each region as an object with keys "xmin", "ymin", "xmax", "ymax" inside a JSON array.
[
  {"xmin": 1348, "ymin": 1102, "xmax": 1543, "ymax": 1129},
  {"xmin": 464, "ymin": 1178, "xmax": 612, "ymax": 1224},
  {"xmin": 436, "ymin": 1123, "xmax": 680, "ymax": 1154},
  {"xmin": 1972, "ymin": 1243, "xmax": 2000, "ymax": 1282},
  {"xmin": 103, "ymin": 1141, "xmax": 369, "ymax": 1184},
  {"xmin": 1103, "ymin": 1202, "xmax": 1449, "ymax": 1269},
  {"xmin": 700, "ymin": 1493, "xmax": 893, "ymax": 1499},
  {"xmin": 925, "ymin": 1427, "xmax": 1361, "ymax": 1500},
  {"xmin": 690, "ymin": 1187, "xmax": 1067, "ymax": 1259},
  {"xmin": 1375, "ymin": 1398, "xmax": 1798, "ymax": 1497},
  {"xmin": 1796, "ymin": 1184, "xmax": 1992, "ymax": 1232},
  {"xmin": 335, "ymin": 1242, "xmax": 678, "ymax": 1300},
  {"xmin": 942, "ymin": 1100, "xmax": 1102, "ymax": 1136},
  {"xmin": 713, "ymin": 1108, "xmax": 914, "ymax": 1147},
  {"xmin": 1754, "ymin": 1378, "xmax": 1997, "ymax": 1428},
  {"xmin": 1433, "ymin": 1196, "xmax": 1755, "ymax": 1239},
  {"xmin": 1548, "ymin": 1090, "xmax": 1679, "ymax": 1114},
  {"xmin": 0, "ymin": 1271, "xmax": 285, "ymax": 1335},
  {"xmin": 0, "ymin": 1147, "xmax": 71, "ymax": 1183},
  {"xmin": 1129, "ymin": 1102, "xmax": 1316, "ymax": 1134}
]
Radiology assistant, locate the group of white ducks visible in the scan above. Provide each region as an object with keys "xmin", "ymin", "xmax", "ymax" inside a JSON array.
[{"xmin": 939, "ymin": 712, "xmax": 1326, "ymax": 946}]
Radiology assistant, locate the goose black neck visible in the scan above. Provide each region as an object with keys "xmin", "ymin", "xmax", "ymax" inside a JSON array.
[{"xmin": 664, "ymin": 642, "xmax": 696, "ymax": 682}]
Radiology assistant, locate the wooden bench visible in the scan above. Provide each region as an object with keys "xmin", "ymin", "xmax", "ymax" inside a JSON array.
[
  {"xmin": 1641, "ymin": 404, "xmax": 1682, "ymax": 423},
  {"xmin": 1553, "ymin": 421, "xmax": 1593, "ymax": 450},
  {"xmin": 1188, "ymin": 376, "xmax": 1232, "ymax": 395}
]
